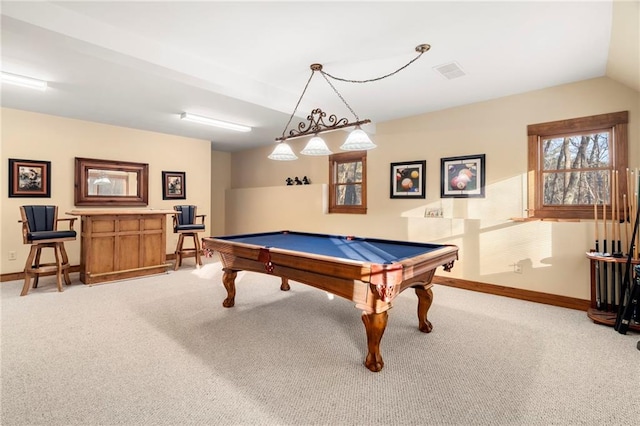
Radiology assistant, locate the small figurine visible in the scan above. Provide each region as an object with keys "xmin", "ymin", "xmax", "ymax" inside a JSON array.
[
  {"xmin": 302, "ymin": 176, "xmax": 311, "ymax": 185},
  {"xmin": 286, "ymin": 177, "xmax": 294, "ymax": 186},
  {"xmin": 294, "ymin": 177, "xmax": 303, "ymax": 185}
]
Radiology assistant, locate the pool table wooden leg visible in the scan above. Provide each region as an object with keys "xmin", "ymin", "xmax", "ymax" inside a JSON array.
[
  {"xmin": 361, "ymin": 310, "xmax": 388, "ymax": 372},
  {"xmin": 280, "ymin": 277, "xmax": 290, "ymax": 291},
  {"xmin": 415, "ymin": 285, "xmax": 434, "ymax": 333},
  {"xmin": 222, "ymin": 269, "xmax": 237, "ymax": 308}
]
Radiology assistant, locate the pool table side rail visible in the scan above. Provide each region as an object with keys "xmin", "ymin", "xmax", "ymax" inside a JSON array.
[
  {"xmin": 391, "ymin": 244, "xmax": 458, "ymax": 280},
  {"xmin": 229, "ymin": 252, "xmax": 389, "ymax": 312},
  {"xmin": 203, "ymin": 237, "xmax": 457, "ymax": 282},
  {"xmin": 204, "ymin": 237, "xmax": 374, "ymax": 279}
]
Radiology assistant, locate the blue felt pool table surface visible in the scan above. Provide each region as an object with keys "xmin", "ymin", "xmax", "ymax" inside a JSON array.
[{"xmin": 213, "ymin": 231, "xmax": 445, "ymax": 264}]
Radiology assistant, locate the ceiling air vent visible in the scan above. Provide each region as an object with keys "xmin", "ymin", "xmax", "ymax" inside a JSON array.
[{"xmin": 433, "ymin": 62, "xmax": 466, "ymax": 80}]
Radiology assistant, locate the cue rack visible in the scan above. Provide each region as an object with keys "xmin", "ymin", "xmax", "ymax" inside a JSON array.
[{"xmin": 586, "ymin": 168, "xmax": 640, "ymax": 333}]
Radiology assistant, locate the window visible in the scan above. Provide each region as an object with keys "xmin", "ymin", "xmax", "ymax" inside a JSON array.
[
  {"xmin": 329, "ymin": 150, "xmax": 367, "ymax": 214},
  {"xmin": 527, "ymin": 111, "xmax": 629, "ymax": 220}
]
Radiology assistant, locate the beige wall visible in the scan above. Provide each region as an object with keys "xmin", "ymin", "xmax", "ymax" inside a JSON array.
[
  {"xmin": 227, "ymin": 77, "xmax": 640, "ymax": 300},
  {"xmin": 3, "ymin": 76, "xmax": 638, "ymax": 300},
  {"xmin": 211, "ymin": 150, "xmax": 231, "ymax": 236},
  {"xmin": 607, "ymin": 0, "xmax": 640, "ymax": 92},
  {"xmin": 0, "ymin": 108, "xmax": 213, "ymax": 274}
]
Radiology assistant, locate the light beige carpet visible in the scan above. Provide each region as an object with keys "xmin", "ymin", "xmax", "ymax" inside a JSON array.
[{"xmin": 2, "ymin": 257, "xmax": 639, "ymax": 425}]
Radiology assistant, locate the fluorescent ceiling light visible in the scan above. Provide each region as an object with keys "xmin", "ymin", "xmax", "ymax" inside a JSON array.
[
  {"xmin": 1, "ymin": 72, "xmax": 48, "ymax": 91},
  {"xmin": 180, "ymin": 112, "xmax": 251, "ymax": 132}
]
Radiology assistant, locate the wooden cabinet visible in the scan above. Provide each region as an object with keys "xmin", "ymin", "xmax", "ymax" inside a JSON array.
[{"xmin": 68, "ymin": 209, "xmax": 176, "ymax": 284}]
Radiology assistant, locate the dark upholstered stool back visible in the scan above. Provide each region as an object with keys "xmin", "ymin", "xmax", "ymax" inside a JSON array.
[
  {"xmin": 24, "ymin": 204, "xmax": 56, "ymax": 231},
  {"xmin": 174, "ymin": 205, "xmax": 205, "ymax": 231},
  {"xmin": 21, "ymin": 205, "xmax": 77, "ymax": 242}
]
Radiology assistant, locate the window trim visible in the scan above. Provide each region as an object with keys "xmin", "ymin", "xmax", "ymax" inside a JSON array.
[
  {"xmin": 328, "ymin": 150, "xmax": 367, "ymax": 214},
  {"xmin": 527, "ymin": 111, "xmax": 628, "ymax": 220}
]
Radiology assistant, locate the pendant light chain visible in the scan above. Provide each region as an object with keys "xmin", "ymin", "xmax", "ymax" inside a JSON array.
[
  {"xmin": 320, "ymin": 71, "xmax": 360, "ymax": 121},
  {"xmin": 316, "ymin": 44, "xmax": 431, "ymax": 121},
  {"xmin": 318, "ymin": 44, "xmax": 430, "ymax": 84},
  {"xmin": 280, "ymin": 69, "xmax": 316, "ymax": 140}
]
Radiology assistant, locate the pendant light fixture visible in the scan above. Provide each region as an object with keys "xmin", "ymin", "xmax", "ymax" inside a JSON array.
[{"xmin": 269, "ymin": 44, "xmax": 431, "ymax": 160}]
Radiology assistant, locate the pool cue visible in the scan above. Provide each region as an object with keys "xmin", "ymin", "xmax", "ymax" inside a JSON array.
[
  {"xmin": 611, "ymin": 171, "xmax": 617, "ymax": 308},
  {"xmin": 618, "ymin": 168, "xmax": 640, "ymax": 328},
  {"xmin": 624, "ymin": 194, "xmax": 629, "ymax": 252},
  {"xmin": 627, "ymin": 168, "xmax": 632, "ymax": 250},
  {"xmin": 603, "ymin": 202, "xmax": 609, "ymax": 309},
  {"xmin": 633, "ymin": 169, "xmax": 640, "ymax": 259},
  {"xmin": 613, "ymin": 171, "xmax": 621, "ymax": 307},
  {"xmin": 629, "ymin": 169, "xmax": 635, "ymax": 260},
  {"xmin": 620, "ymin": 193, "xmax": 631, "ymax": 308},
  {"xmin": 594, "ymin": 202, "xmax": 602, "ymax": 309},
  {"xmin": 611, "ymin": 170, "xmax": 622, "ymax": 309},
  {"xmin": 615, "ymin": 199, "xmax": 640, "ymax": 333},
  {"xmin": 628, "ymin": 168, "xmax": 635, "ymax": 259},
  {"xmin": 615, "ymin": 171, "xmax": 623, "ymax": 307},
  {"xmin": 632, "ymin": 169, "xmax": 636, "ymax": 256}
]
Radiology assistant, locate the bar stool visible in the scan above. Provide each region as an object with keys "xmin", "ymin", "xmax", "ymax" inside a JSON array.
[
  {"xmin": 173, "ymin": 205, "xmax": 206, "ymax": 270},
  {"xmin": 19, "ymin": 205, "xmax": 77, "ymax": 296}
]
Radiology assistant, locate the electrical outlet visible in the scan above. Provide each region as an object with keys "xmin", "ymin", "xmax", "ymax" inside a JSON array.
[
  {"xmin": 8, "ymin": 251, "xmax": 17, "ymax": 261},
  {"xmin": 514, "ymin": 263, "xmax": 522, "ymax": 274}
]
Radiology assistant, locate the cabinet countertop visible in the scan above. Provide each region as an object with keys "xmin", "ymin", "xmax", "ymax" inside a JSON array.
[{"xmin": 66, "ymin": 209, "xmax": 177, "ymax": 216}]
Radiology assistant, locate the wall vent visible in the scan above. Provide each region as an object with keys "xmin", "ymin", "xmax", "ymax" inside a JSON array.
[{"xmin": 433, "ymin": 62, "xmax": 466, "ymax": 80}]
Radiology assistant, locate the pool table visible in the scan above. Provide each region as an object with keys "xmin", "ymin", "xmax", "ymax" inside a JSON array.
[{"xmin": 202, "ymin": 231, "xmax": 458, "ymax": 372}]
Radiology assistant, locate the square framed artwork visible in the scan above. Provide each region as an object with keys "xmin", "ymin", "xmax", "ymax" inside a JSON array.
[
  {"xmin": 8, "ymin": 158, "xmax": 51, "ymax": 197},
  {"xmin": 440, "ymin": 154, "xmax": 485, "ymax": 198},
  {"xmin": 390, "ymin": 160, "xmax": 426, "ymax": 199},
  {"xmin": 162, "ymin": 171, "xmax": 186, "ymax": 200}
]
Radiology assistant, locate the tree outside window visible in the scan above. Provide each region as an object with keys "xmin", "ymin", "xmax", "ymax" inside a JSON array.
[
  {"xmin": 329, "ymin": 151, "xmax": 367, "ymax": 214},
  {"xmin": 527, "ymin": 111, "xmax": 628, "ymax": 220},
  {"xmin": 541, "ymin": 132, "xmax": 610, "ymax": 206}
]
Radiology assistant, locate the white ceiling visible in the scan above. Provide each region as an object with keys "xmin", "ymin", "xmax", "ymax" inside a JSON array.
[{"xmin": 0, "ymin": 1, "xmax": 617, "ymax": 152}]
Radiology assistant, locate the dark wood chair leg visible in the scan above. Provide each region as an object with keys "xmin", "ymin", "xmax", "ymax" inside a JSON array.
[
  {"xmin": 33, "ymin": 247, "xmax": 42, "ymax": 288},
  {"xmin": 174, "ymin": 234, "xmax": 185, "ymax": 271},
  {"xmin": 21, "ymin": 246, "xmax": 39, "ymax": 296},
  {"xmin": 193, "ymin": 233, "xmax": 202, "ymax": 267},
  {"xmin": 53, "ymin": 243, "xmax": 64, "ymax": 293},
  {"xmin": 60, "ymin": 243, "xmax": 72, "ymax": 285}
]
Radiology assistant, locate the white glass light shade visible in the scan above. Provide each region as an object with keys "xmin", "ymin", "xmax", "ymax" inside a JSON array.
[
  {"xmin": 94, "ymin": 177, "xmax": 111, "ymax": 185},
  {"xmin": 268, "ymin": 142, "xmax": 298, "ymax": 161},
  {"xmin": 300, "ymin": 136, "xmax": 333, "ymax": 156},
  {"xmin": 340, "ymin": 127, "xmax": 376, "ymax": 151}
]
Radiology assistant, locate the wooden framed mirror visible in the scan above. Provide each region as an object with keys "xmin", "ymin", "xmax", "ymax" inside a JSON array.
[{"xmin": 74, "ymin": 157, "xmax": 149, "ymax": 206}]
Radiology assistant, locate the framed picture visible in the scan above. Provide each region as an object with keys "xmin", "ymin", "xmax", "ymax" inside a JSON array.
[
  {"xmin": 8, "ymin": 158, "xmax": 51, "ymax": 197},
  {"xmin": 162, "ymin": 171, "xmax": 186, "ymax": 200},
  {"xmin": 440, "ymin": 154, "xmax": 486, "ymax": 198},
  {"xmin": 390, "ymin": 160, "xmax": 426, "ymax": 199}
]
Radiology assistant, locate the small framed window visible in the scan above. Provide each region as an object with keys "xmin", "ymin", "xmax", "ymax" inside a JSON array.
[
  {"xmin": 527, "ymin": 111, "xmax": 628, "ymax": 220},
  {"xmin": 329, "ymin": 151, "xmax": 367, "ymax": 214}
]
